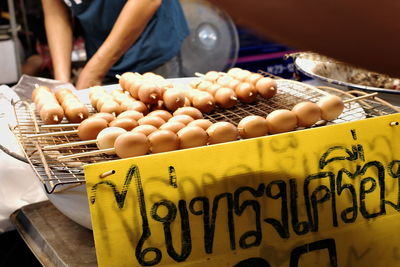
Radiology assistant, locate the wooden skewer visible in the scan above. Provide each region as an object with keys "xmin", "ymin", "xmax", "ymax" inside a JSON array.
[
  {"xmin": 115, "ymin": 74, "xmax": 122, "ymax": 80},
  {"xmin": 43, "ymin": 139, "xmax": 96, "ymax": 150},
  {"xmin": 194, "ymin": 72, "xmax": 204, "ymax": 78},
  {"xmin": 58, "ymin": 148, "xmax": 115, "ymax": 160},
  {"xmin": 343, "ymin": 92, "xmax": 378, "ymax": 103},
  {"xmin": 41, "ymin": 123, "xmax": 80, "ymax": 128},
  {"xmin": 26, "ymin": 130, "xmax": 77, "ymax": 138}
]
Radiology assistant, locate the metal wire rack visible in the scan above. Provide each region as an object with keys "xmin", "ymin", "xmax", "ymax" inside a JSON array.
[{"xmin": 11, "ymin": 77, "xmax": 400, "ymax": 194}]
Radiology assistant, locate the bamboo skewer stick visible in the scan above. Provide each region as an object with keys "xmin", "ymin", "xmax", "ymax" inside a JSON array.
[
  {"xmin": 41, "ymin": 123, "xmax": 80, "ymax": 128},
  {"xmin": 26, "ymin": 130, "xmax": 78, "ymax": 138},
  {"xmin": 58, "ymin": 148, "xmax": 115, "ymax": 160},
  {"xmin": 43, "ymin": 139, "xmax": 96, "ymax": 150},
  {"xmin": 343, "ymin": 92, "xmax": 378, "ymax": 103}
]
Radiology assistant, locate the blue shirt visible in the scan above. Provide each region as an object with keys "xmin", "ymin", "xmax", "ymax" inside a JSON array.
[{"xmin": 64, "ymin": 0, "xmax": 189, "ymax": 77}]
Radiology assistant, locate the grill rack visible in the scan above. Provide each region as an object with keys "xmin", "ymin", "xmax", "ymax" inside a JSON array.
[{"xmin": 11, "ymin": 77, "xmax": 400, "ymax": 194}]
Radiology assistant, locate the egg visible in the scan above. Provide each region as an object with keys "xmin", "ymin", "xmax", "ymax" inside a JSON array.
[
  {"xmin": 204, "ymin": 71, "xmax": 220, "ymax": 82},
  {"xmin": 246, "ymin": 73, "xmax": 263, "ymax": 85},
  {"xmin": 117, "ymin": 110, "xmax": 144, "ymax": 121},
  {"xmin": 91, "ymin": 112, "xmax": 116, "ymax": 123},
  {"xmin": 206, "ymin": 83, "xmax": 222, "ymax": 96},
  {"xmin": 187, "ymin": 119, "xmax": 213, "ymax": 130},
  {"xmin": 292, "ymin": 102, "xmax": 321, "ymax": 127},
  {"xmin": 238, "ymin": 116, "xmax": 269, "ymax": 139},
  {"xmin": 256, "ymin": 77, "xmax": 278, "ymax": 98},
  {"xmin": 266, "ymin": 109, "xmax": 298, "ymax": 134},
  {"xmin": 99, "ymin": 100, "xmax": 121, "ymax": 115},
  {"xmin": 207, "ymin": 122, "xmax": 238, "ymax": 144},
  {"xmin": 114, "ymin": 132, "xmax": 149, "ymax": 158},
  {"xmin": 159, "ymin": 121, "xmax": 186, "ymax": 133},
  {"xmin": 138, "ymin": 116, "xmax": 166, "ymax": 128},
  {"xmin": 191, "ymin": 91, "xmax": 215, "ymax": 113},
  {"xmin": 147, "ymin": 110, "xmax": 173, "ymax": 122},
  {"xmin": 64, "ymin": 103, "xmax": 89, "ymax": 123},
  {"xmin": 317, "ymin": 95, "xmax": 345, "ymax": 121},
  {"xmin": 39, "ymin": 103, "xmax": 64, "ymax": 124},
  {"xmin": 216, "ymin": 75, "xmax": 234, "ymax": 87},
  {"xmin": 148, "ymin": 130, "xmax": 180, "ymax": 153},
  {"xmin": 77, "ymin": 117, "xmax": 109, "ymax": 141},
  {"xmin": 131, "ymin": 124, "xmax": 158, "ymax": 136},
  {"xmin": 168, "ymin": 115, "xmax": 195, "ymax": 125},
  {"xmin": 123, "ymin": 100, "xmax": 148, "ymax": 114},
  {"xmin": 214, "ymin": 87, "xmax": 238, "ymax": 108},
  {"xmin": 96, "ymin": 127, "xmax": 127, "ymax": 152},
  {"xmin": 109, "ymin": 117, "xmax": 138, "ymax": 131},
  {"xmin": 162, "ymin": 88, "xmax": 185, "ymax": 111},
  {"xmin": 138, "ymin": 81, "xmax": 162, "ymax": 104},
  {"xmin": 173, "ymin": 107, "xmax": 203, "ymax": 120},
  {"xmin": 196, "ymin": 80, "xmax": 213, "ymax": 91},
  {"xmin": 235, "ymin": 82, "xmax": 258, "ymax": 103},
  {"xmin": 177, "ymin": 126, "xmax": 208, "ymax": 149}
]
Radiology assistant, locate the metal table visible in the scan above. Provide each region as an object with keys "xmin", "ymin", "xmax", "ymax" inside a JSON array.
[{"xmin": 10, "ymin": 201, "xmax": 97, "ymax": 266}]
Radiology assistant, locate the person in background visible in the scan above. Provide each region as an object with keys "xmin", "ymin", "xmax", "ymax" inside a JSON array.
[
  {"xmin": 41, "ymin": 0, "xmax": 189, "ymax": 89},
  {"xmin": 206, "ymin": 0, "xmax": 400, "ymax": 78}
]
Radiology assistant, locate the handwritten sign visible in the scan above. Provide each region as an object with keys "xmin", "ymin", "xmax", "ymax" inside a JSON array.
[{"xmin": 85, "ymin": 113, "xmax": 400, "ymax": 267}]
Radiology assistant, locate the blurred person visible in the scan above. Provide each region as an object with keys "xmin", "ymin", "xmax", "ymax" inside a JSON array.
[
  {"xmin": 206, "ymin": 0, "xmax": 400, "ymax": 78},
  {"xmin": 41, "ymin": 0, "xmax": 189, "ymax": 89}
]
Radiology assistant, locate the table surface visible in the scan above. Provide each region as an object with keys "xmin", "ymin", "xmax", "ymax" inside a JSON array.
[{"xmin": 10, "ymin": 201, "xmax": 97, "ymax": 266}]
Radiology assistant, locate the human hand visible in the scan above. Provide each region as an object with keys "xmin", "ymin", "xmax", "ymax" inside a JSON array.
[{"xmin": 75, "ymin": 61, "xmax": 106, "ymax": 89}]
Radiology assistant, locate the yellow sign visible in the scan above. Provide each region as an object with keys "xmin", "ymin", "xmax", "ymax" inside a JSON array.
[{"xmin": 85, "ymin": 113, "xmax": 400, "ymax": 267}]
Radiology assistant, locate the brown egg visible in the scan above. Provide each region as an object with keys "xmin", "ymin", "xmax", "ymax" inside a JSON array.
[
  {"xmin": 95, "ymin": 95, "xmax": 114, "ymax": 111},
  {"xmin": 138, "ymin": 116, "xmax": 165, "ymax": 128},
  {"xmin": 214, "ymin": 87, "xmax": 238, "ymax": 108},
  {"xmin": 117, "ymin": 110, "xmax": 144, "ymax": 121},
  {"xmin": 235, "ymin": 82, "xmax": 258, "ymax": 103},
  {"xmin": 173, "ymin": 107, "xmax": 203, "ymax": 120},
  {"xmin": 187, "ymin": 119, "xmax": 213, "ymax": 130},
  {"xmin": 192, "ymin": 92, "xmax": 215, "ymax": 113},
  {"xmin": 292, "ymin": 102, "xmax": 322, "ymax": 127},
  {"xmin": 317, "ymin": 95, "xmax": 345, "ymax": 121},
  {"xmin": 138, "ymin": 81, "xmax": 162, "ymax": 104},
  {"xmin": 109, "ymin": 117, "xmax": 138, "ymax": 131},
  {"xmin": 256, "ymin": 77, "xmax": 278, "ymax": 98},
  {"xmin": 207, "ymin": 122, "xmax": 238, "ymax": 144},
  {"xmin": 216, "ymin": 75, "xmax": 234, "ymax": 87},
  {"xmin": 132, "ymin": 124, "xmax": 158, "ymax": 136},
  {"xmin": 114, "ymin": 132, "xmax": 149, "ymax": 158},
  {"xmin": 64, "ymin": 103, "xmax": 89, "ymax": 123},
  {"xmin": 99, "ymin": 100, "xmax": 121, "ymax": 115},
  {"xmin": 32, "ymin": 86, "xmax": 51, "ymax": 102},
  {"xmin": 148, "ymin": 130, "xmax": 180, "ymax": 153},
  {"xmin": 162, "ymin": 88, "xmax": 185, "ymax": 111},
  {"xmin": 246, "ymin": 73, "xmax": 263, "ymax": 85},
  {"xmin": 91, "ymin": 112, "xmax": 116, "ymax": 123},
  {"xmin": 168, "ymin": 114, "xmax": 195, "ymax": 125},
  {"xmin": 54, "ymin": 88, "xmax": 73, "ymax": 103},
  {"xmin": 177, "ymin": 126, "xmax": 208, "ymax": 149},
  {"xmin": 238, "ymin": 116, "xmax": 269, "ymax": 139},
  {"xmin": 96, "ymin": 127, "xmax": 127, "ymax": 151},
  {"xmin": 235, "ymin": 69, "xmax": 252, "ymax": 82},
  {"xmin": 227, "ymin": 79, "xmax": 241, "ymax": 91},
  {"xmin": 36, "ymin": 95, "xmax": 58, "ymax": 111},
  {"xmin": 266, "ymin": 109, "xmax": 298, "ymax": 134},
  {"xmin": 206, "ymin": 83, "xmax": 221, "ymax": 96},
  {"xmin": 60, "ymin": 96, "xmax": 80, "ymax": 110},
  {"xmin": 148, "ymin": 110, "xmax": 173, "ymax": 122},
  {"xmin": 204, "ymin": 71, "xmax": 220, "ymax": 82},
  {"xmin": 196, "ymin": 80, "xmax": 213, "ymax": 91},
  {"xmin": 112, "ymin": 92, "xmax": 131, "ymax": 104},
  {"xmin": 227, "ymin": 68, "xmax": 243, "ymax": 78},
  {"xmin": 160, "ymin": 121, "xmax": 186, "ymax": 133},
  {"xmin": 122, "ymin": 100, "xmax": 148, "ymax": 114},
  {"xmin": 118, "ymin": 72, "xmax": 136, "ymax": 91},
  {"xmin": 77, "ymin": 117, "xmax": 108, "ymax": 140},
  {"xmin": 127, "ymin": 77, "xmax": 145, "ymax": 99},
  {"xmin": 39, "ymin": 103, "xmax": 64, "ymax": 124}
]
